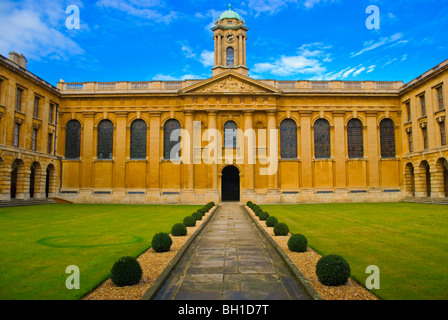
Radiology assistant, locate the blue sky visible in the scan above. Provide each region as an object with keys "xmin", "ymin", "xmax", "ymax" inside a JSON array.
[{"xmin": 1, "ymin": 0, "xmax": 447, "ymax": 86}]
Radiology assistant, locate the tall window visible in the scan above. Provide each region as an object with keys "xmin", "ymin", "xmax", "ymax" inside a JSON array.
[
  {"xmin": 440, "ymin": 121, "xmax": 446, "ymax": 146},
  {"xmin": 419, "ymin": 94, "xmax": 426, "ymax": 117},
  {"xmin": 32, "ymin": 128, "xmax": 38, "ymax": 151},
  {"xmin": 34, "ymin": 96, "xmax": 40, "ymax": 118},
  {"xmin": 407, "ymin": 131, "xmax": 413, "ymax": 152},
  {"xmin": 130, "ymin": 119, "xmax": 147, "ymax": 160},
  {"xmin": 437, "ymin": 86, "xmax": 444, "ymax": 110},
  {"xmin": 47, "ymin": 133, "xmax": 53, "ymax": 154},
  {"xmin": 380, "ymin": 119, "xmax": 396, "ymax": 158},
  {"xmin": 97, "ymin": 120, "xmax": 113, "ymax": 159},
  {"xmin": 405, "ymin": 101, "xmax": 411, "ymax": 122},
  {"xmin": 49, "ymin": 103, "xmax": 55, "ymax": 123},
  {"xmin": 16, "ymin": 88, "xmax": 23, "ymax": 112},
  {"xmin": 164, "ymin": 119, "xmax": 181, "ymax": 160},
  {"xmin": 280, "ymin": 119, "xmax": 297, "ymax": 159},
  {"xmin": 422, "ymin": 127, "xmax": 428, "ymax": 150},
  {"xmin": 65, "ymin": 120, "xmax": 81, "ymax": 159},
  {"xmin": 13, "ymin": 123, "xmax": 20, "ymax": 147},
  {"xmin": 226, "ymin": 47, "xmax": 234, "ymax": 67},
  {"xmin": 347, "ymin": 119, "xmax": 364, "ymax": 158},
  {"xmin": 224, "ymin": 121, "xmax": 237, "ymax": 148},
  {"xmin": 314, "ymin": 119, "xmax": 331, "ymax": 159}
]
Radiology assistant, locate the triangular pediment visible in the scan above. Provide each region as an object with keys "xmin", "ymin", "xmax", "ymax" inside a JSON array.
[{"xmin": 179, "ymin": 71, "xmax": 282, "ymax": 95}]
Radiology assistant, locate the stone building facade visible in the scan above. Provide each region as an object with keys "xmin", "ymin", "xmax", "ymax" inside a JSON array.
[{"xmin": 0, "ymin": 8, "xmax": 447, "ymax": 204}]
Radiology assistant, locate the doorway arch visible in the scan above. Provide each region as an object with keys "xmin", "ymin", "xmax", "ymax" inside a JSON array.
[
  {"xmin": 405, "ymin": 163, "xmax": 415, "ymax": 197},
  {"xmin": 10, "ymin": 159, "xmax": 24, "ymax": 199},
  {"xmin": 419, "ymin": 161, "xmax": 431, "ymax": 197},
  {"xmin": 45, "ymin": 164, "xmax": 56, "ymax": 198},
  {"xmin": 221, "ymin": 165, "xmax": 240, "ymax": 201}
]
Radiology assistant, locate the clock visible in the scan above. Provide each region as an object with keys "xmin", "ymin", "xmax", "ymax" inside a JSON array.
[{"xmin": 226, "ymin": 33, "xmax": 235, "ymax": 43}]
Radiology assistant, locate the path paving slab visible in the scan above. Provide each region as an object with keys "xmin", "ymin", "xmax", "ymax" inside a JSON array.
[{"xmin": 153, "ymin": 203, "xmax": 311, "ymax": 300}]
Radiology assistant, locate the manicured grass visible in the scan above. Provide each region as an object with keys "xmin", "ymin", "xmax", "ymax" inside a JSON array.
[
  {"xmin": 0, "ymin": 204, "xmax": 201, "ymax": 300},
  {"xmin": 262, "ymin": 203, "xmax": 448, "ymax": 300}
]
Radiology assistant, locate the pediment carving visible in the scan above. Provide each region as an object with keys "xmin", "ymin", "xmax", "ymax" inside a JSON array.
[{"xmin": 197, "ymin": 76, "xmax": 267, "ymax": 93}]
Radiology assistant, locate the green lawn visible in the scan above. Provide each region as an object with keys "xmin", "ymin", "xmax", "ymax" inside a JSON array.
[
  {"xmin": 262, "ymin": 203, "xmax": 448, "ymax": 300},
  {"xmin": 0, "ymin": 204, "xmax": 201, "ymax": 300}
]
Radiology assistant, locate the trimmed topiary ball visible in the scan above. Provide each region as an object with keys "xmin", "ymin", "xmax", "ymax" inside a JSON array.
[
  {"xmin": 183, "ymin": 215, "xmax": 196, "ymax": 227},
  {"xmin": 266, "ymin": 216, "xmax": 278, "ymax": 227},
  {"xmin": 197, "ymin": 208, "xmax": 207, "ymax": 215},
  {"xmin": 192, "ymin": 211, "xmax": 203, "ymax": 221},
  {"xmin": 247, "ymin": 201, "xmax": 253, "ymax": 207},
  {"xmin": 151, "ymin": 232, "xmax": 173, "ymax": 253},
  {"xmin": 273, "ymin": 223, "xmax": 289, "ymax": 236},
  {"xmin": 253, "ymin": 207, "xmax": 263, "ymax": 216},
  {"xmin": 110, "ymin": 256, "xmax": 142, "ymax": 287},
  {"xmin": 171, "ymin": 223, "xmax": 187, "ymax": 236},
  {"xmin": 287, "ymin": 234, "xmax": 308, "ymax": 253},
  {"xmin": 258, "ymin": 211, "xmax": 269, "ymax": 221},
  {"xmin": 315, "ymin": 255, "xmax": 351, "ymax": 286}
]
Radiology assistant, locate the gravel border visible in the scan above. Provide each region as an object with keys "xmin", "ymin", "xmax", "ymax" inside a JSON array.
[
  {"xmin": 243, "ymin": 206, "xmax": 380, "ymax": 300},
  {"xmin": 82, "ymin": 206, "xmax": 218, "ymax": 300}
]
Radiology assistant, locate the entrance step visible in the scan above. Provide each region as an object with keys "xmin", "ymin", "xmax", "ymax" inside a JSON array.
[
  {"xmin": 0, "ymin": 198, "xmax": 57, "ymax": 208},
  {"xmin": 400, "ymin": 197, "xmax": 448, "ymax": 205}
]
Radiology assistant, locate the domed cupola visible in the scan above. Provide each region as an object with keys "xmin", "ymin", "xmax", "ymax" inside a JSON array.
[{"xmin": 211, "ymin": 5, "xmax": 249, "ymax": 76}]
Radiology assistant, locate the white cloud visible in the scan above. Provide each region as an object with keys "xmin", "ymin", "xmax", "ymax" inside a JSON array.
[
  {"xmin": 0, "ymin": 0, "xmax": 85, "ymax": 60},
  {"xmin": 351, "ymin": 33, "xmax": 404, "ymax": 57},
  {"xmin": 367, "ymin": 65, "xmax": 376, "ymax": 73},
  {"xmin": 152, "ymin": 73, "xmax": 204, "ymax": 81},
  {"xmin": 200, "ymin": 50, "xmax": 214, "ymax": 67},
  {"xmin": 96, "ymin": 0, "xmax": 178, "ymax": 24},
  {"xmin": 246, "ymin": 0, "xmax": 335, "ymax": 15},
  {"xmin": 252, "ymin": 42, "xmax": 330, "ymax": 77}
]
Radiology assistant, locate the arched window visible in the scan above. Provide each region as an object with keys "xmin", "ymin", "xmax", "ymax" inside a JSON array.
[
  {"xmin": 130, "ymin": 119, "xmax": 147, "ymax": 160},
  {"xmin": 314, "ymin": 119, "xmax": 331, "ymax": 159},
  {"xmin": 97, "ymin": 120, "xmax": 113, "ymax": 160},
  {"xmin": 380, "ymin": 119, "xmax": 396, "ymax": 158},
  {"xmin": 280, "ymin": 119, "xmax": 297, "ymax": 159},
  {"xmin": 347, "ymin": 119, "xmax": 364, "ymax": 158},
  {"xmin": 65, "ymin": 120, "xmax": 81, "ymax": 159},
  {"xmin": 164, "ymin": 119, "xmax": 181, "ymax": 160},
  {"xmin": 226, "ymin": 47, "xmax": 234, "ymax": 67},
  {"xmin": 224, "ymin": 121, "xmax": 237, "ymax": 148}
]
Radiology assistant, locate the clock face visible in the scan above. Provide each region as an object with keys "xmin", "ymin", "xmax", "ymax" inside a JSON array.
[{"xmin": 226, "ymin": 33, "xmax": 235, "ymax": 43}]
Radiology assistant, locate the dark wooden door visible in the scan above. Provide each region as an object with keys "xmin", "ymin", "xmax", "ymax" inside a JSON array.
[{"xmin": 221, "ymin": 166, "xmax": 240, "ymax": 201}]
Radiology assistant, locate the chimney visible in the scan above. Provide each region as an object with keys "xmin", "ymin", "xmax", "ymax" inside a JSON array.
[{"xmin": 9, "ymin": 51, "xmax": 28, "ymax": 69}]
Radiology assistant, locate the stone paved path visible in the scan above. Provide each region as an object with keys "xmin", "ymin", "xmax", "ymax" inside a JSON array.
[{"xmin": 154, "ymin": 203, "xmax": 311, "ymax": 300}]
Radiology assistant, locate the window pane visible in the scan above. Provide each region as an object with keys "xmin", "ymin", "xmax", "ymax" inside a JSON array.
[
  {"xmin": 438, "ymin": 87, "xmax": 444, "ymax": 110},
  {"xmin": 420, "ymin": 95, "xmax": 426, "ymax": 117},
  {"xmin": 130, "ymin": 119, "xmax": 147, "ymax": 159},
  {"xmin": 226, "ymin": 47, "xmax": 234, "ymax": 67},
  {"xmin": 97, "ymin": 120, "xmax": 113, "ymax": 159},
  {"xmin": 314, "ymin": 119, "xmax": 331, "ymax": 159},
  {"xmin": 224, "ymin": 121, "xmax": 237, "ymax": 148},
  {"xmin": 380, "ymin": 119, "xmax": 396, "ymax": 158},
  {"xmin": 347, "ymin": 119, "xmax": 363, "ymax": 158},
  {"xmin": 13, "ymin": 123, "xmax": 20, "ymax": 147},
  {"xmin": 48, "ymin": 133, "xmax": 53, "ymax": 154},
  {"xmin": 422, "ymin": 127, "xmax": 428, "ymax": 150},
  {"xmin": 164, "ymin": 119, "xmax": 181, "ymax": 160},
  {"xmin": 65, "ymin": 120, "xmax": 81, "ymax": 159},
  {"xmin": 280, "ymin": 119, "xmax": 297, "ymax": 159},
  {"xmin": 16, "ymin": 88, "xmax": 22, "ymax": 111},
  {"xmin": 34, "ymin": 97, "xmax": 39, "ymax": 118},
  {"xmin": 408, "ymin": 132, "xmax": 413, "ymax": 152},
  {"xmin": 32, "ymin": 129, "xmax": 37, "ymax": 151},
  {"xmin": 440, "ymin": 121, "xmax": 446, "ymax": 146}
]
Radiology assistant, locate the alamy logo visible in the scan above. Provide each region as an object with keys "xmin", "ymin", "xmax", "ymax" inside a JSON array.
[
  {"xmin": 168, "ymin": 121, "xmax": 279, "ymax": 176},
  {"xmin": 66, "ymin": 5, "xmax": 80, "ymax": 30}
]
